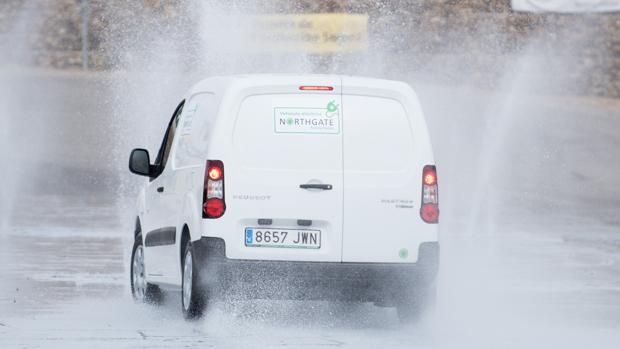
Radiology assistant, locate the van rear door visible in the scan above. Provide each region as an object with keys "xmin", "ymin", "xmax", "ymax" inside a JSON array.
[
  {"xmin": 229, "ymin": 83, "xmax": 343, "ymax": 262},
  {"xmin": 341, "ymin": 91, "xmax": 421, "ymax": 263}
]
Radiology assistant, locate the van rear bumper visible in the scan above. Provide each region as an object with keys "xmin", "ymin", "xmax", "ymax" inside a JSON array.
[{"xmin": 193, "ymin": 237, "xmax": 439, "ymax": 303}]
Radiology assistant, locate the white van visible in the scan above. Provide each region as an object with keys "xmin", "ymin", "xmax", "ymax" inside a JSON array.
[{"xmin": 128, "ymin": 75, "xmax": 439, "ymax": 322}]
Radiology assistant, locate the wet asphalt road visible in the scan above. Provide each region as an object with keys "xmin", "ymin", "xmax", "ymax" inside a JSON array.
[{"xmin": 1, "ymin": 69, "xmax": 620, "ymax": 348}]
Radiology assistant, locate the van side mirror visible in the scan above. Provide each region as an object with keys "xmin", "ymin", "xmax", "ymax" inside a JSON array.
[{"xmin": 129, "ymin": 148, "xmax": 152, "ymax": 177}]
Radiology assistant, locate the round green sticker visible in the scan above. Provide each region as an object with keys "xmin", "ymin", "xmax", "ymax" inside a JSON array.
[{"xmin": 399, "ymin": 248, "xmax": 409, "ymax": 259}]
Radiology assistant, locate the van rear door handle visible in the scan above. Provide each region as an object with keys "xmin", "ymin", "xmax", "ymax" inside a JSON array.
[
  {"xmin": 300, "ymin": 184, "xmax": 332, "ymax": 190},
  {"xmin": 157, "ymin": 186, "xmax": 164, "ymax": 193}
]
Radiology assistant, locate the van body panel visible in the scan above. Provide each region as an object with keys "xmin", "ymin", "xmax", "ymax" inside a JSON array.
[
  {"xmin": 142, "ymin": 162, "xmax": 180, "ymax": 283},
  {"xmin": 214, "ymin": 77, "xmax": 344, "ymax": 261},
  {"xmin": 340, "ymin": 91, "xmax": 436, "ymax": 263},
  {"xmin": 197, "ymin": 75, "xmax": 436, "ymax": 264},
  {"xmin": 136, "ymin": 75, "xmax": 438, "ymax": 292}
]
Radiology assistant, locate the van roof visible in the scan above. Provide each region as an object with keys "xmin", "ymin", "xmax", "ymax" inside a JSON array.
[{"xmin": 189, "ymin": 74, "xmax": 411, "ymax": 95}]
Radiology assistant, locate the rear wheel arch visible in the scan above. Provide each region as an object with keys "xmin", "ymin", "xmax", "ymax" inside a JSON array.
[
  {"xmin": 135, "ymin": 217, "xmax": 142, "ymax": 240},
  {"xmin": 180, "ymin": 224, "xmax": 191, "ymax": 266}
]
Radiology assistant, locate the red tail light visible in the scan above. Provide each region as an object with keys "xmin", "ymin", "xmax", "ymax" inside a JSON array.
[
  {"xmin": 204, "ymin": 198, "xmax": 225, "ymax": 218},
  {"xmin": 424, "ymin": 172, "xmax": 436, "ymax": 186},
  {"xmin": 420, "ymin": 165, "xmax": 439, "ymax": 223},
  {"xmin": 421, "ymin": 203, "xmax": 439, "ymax": 223},
  {"xmin": 208, "ymin": 166, "xmax": 222, "ymax": 181},
  {"xmin": 203, "ymin": 160, "xmax": 225, "ymax": 218}
]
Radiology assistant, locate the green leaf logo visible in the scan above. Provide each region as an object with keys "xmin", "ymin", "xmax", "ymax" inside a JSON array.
[{"xmin": 326, "ymin": 100, "xmax": 338, "ymax": 113}]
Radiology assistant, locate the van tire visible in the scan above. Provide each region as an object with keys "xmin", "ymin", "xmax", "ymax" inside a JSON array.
[
  {"xmin": 396, "ymin": 284, "xmax": 436, "ymax": 324},
  {"xmin": 181, "ymin": 240, "xmax": 206, "ymax": 319},
  {"xmin": 130, "ymin": 236, "xmax": 162, "ymax": 304}
]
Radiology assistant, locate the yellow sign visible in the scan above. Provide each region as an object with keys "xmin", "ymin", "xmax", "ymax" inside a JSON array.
[
  {"xmin": 253, "ymin": 13, "xmax": 368, "ymax": 53},
  {"xmin": 205, "ymin": 13, "xmax": 369, "ymax": 54}
]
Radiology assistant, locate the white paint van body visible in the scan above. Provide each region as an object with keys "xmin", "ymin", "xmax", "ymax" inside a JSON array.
[{"xmin": 132, "ymin": 75, "xmax": 439, "ymax": 304}]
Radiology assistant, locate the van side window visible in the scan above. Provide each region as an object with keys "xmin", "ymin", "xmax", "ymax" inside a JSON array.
[
  {"xmin": 174, "ymin": 93, "xmax": 218, "ymax": 168},
  {"xmin": 161, "ymin": 115, "xmax": 179, "ymax": 168},
  {"xmin": 153, "ymin": 100, "xmax": 184, "ymax": 177}
]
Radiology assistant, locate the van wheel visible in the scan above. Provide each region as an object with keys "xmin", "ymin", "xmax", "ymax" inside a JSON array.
[
  {"xmin": 182, "ymin": 241, "xmax": 206, "ymax": 319},
  {"xmin": 396, "ymin": 284, "xmax": 436, "ymax": 324},
  {"xmin": 131, "ymin": 237, "xmax": 162, "ymax": 304}
]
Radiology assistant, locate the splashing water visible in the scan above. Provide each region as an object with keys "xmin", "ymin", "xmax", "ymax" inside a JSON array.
[{"xmin": 1, "ymin": 1, "xmax": 619, "ymax": 348}]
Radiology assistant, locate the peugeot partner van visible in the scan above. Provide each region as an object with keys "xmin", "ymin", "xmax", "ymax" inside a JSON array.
[{"xmin": 128, "ymin": 75, "xmax": 439, "ymax": 322}]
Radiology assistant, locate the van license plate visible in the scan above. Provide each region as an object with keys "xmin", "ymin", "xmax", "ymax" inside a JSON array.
[{"xmin": 244, "ymin": 228, "xmax": 321, "ymax": 249}]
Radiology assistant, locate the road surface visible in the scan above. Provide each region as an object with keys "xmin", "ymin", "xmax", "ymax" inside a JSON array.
[{"xmin": 1, "ymin": 69, "xmax": 619, "ymax": 348}]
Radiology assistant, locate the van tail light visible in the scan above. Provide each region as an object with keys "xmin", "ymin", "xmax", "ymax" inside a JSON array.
[
  {"xmin": 203, "ymin": 160, "xmax": 226, "ymax": 218},
  {"xmin": 420, "ymin": 165, "xmax": 439, "ymax": 223}
]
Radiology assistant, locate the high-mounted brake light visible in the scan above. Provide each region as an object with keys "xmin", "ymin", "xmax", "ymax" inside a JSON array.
[
  {"xmin": 299, "ymin": 86, "xmax": 334, "ymax": 91},
  {"xmin": 420, "ymin": 165, "xmax": 439, "ymax": 224},
  {"xmin": 203, "ymin": 160, "xmax": 225, "ymax": 218}
]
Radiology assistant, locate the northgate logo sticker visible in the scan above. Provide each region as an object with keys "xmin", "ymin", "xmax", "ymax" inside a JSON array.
[{"xmin": 274, "ymin": 101, "xmax": 340, "ymax": 134}]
